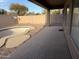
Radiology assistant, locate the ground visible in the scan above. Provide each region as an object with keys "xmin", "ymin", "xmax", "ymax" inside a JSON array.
[
  {"xmin": 7, "ymin": 26, "xmax": 71, "ymax": 59},
  {"xmin": 0, "ymin": 24, "xmax": 44, "ymax": 59}
]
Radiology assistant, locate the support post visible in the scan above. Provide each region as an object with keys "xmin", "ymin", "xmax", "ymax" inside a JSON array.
[{"xmin": 46, "ymin": 9, "xmax": 50, "ymax": 26}]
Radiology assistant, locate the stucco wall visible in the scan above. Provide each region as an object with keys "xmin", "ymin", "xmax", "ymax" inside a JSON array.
[
  {"xmin": 50, "ymin": 14, "xmax": 64, "ymax": 26},
  {"xmin": 0, "ymin": 15, "xmax": 18, "ymax": 28},
  {"xmin": 0, "ymin": 14, "xmax": 64, "ymax": 28},
  {"xmin": 0, "ymin": 15, "xmax": 46, "ymax": 28},
  {"xmin": 17, "ymin": 15, "xmax": 46, "ymax": 25},
  {"xmin": 18, "ymin": 14, "xmax": 63, "ymax": 26}
]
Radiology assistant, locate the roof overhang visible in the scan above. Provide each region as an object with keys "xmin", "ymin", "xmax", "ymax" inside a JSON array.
[{"xmin": 29, "ymin": 0, "xmax": 70, "ymax": 9}]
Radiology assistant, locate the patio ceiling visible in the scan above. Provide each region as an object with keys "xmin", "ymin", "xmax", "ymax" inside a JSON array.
[{"xmin": 29, "ymin": 0, "xmax": 69, "ymax": 9}]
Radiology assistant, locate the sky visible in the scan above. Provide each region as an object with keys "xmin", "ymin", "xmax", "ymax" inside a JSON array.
[{"xmin": 0, "ymin": 0, "xmax": 44, "ymax": 13}]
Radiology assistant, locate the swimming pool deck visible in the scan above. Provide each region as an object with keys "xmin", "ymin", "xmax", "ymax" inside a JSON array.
[{"xmin": 7, "ymin": 26, "xmax": 72, "ymax": 59}]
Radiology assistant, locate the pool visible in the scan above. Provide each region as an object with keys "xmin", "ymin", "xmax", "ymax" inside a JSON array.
[
  {"xmin": 0, "ymin": 26, "xmax": 34, "ymax": 48},
  {"xmin": 0, "ymin": 27, "xmax": 30, "ymax": 38}
]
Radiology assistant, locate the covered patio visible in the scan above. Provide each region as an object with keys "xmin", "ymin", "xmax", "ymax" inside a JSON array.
[{"xmin": 6, "ymin": 0, "xmax": 73, "ymax": 59}]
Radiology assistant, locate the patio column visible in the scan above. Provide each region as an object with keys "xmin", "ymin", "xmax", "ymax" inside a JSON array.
[
  {"xmin": 46, "ymin": 9, "xmax": 50, "ymax": 26},
  {"xmin": 63, "ymin": 7, "xmax": 67, "ymax": 27}
]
